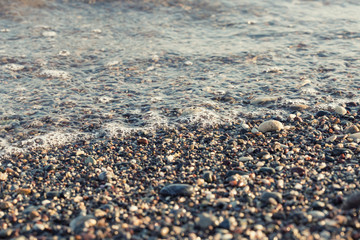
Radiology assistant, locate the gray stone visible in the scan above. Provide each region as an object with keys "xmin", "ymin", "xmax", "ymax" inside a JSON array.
[
  {"xmin": 261, "ymin": 192, "xmax": 282, "ymax": 204},
  {"xmin": 160, "ymin": 184, "xmax": 194, "ymax": 197},
  {"xmin": 70, "ymin": 215, "xmax": 97, "ymax": 233},
  {"xmin": 195, "ymin": 213, "xmax": 217, "ymax": 229},
  {"xmin": 203, "ymin": 171, "xmax": 214, "ymax": 183},
  {"xmin": 308, "ymin": 210, "xmax": 325, "ymax": 219}
]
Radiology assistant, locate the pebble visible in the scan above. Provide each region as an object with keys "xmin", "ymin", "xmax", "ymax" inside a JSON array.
[
  {"xmin": 345, "ymin": 125, "xmax": 359, "ymax": 134},
  {"xmin": 342, "ymin": 192, "xmax": 360, "ymax": 210},
  {"xmin": 0, "ymin": 172, "xmax": 8, "ymax": 181},
  {"xmin": 251, "ymin": 97, "xmax": 279, "ymax": 105},
  {"xmin": 259, "ymin": 167, "xmax": 276, "ymax": 175},
  {"xmin": 219, "ymin": 217, "xmax": 237, "ymax": 230},
  {"xmin": 160, "ymin": 184, "xmax": 194, "ymax": 196},
  {"xmin": 42, "ymin": 31, "xmax": 57, "ymax": 37},
  {"xmin": 260, "ymin": 192, "xmax": 282, "ymax": 204},
  {"xmin": 289, "ymin": 104, "xmax": 309, "ymax": 111},
  {"xmin": 258, "ymin": 120, "xmax": 284, "ymax": 133},
  {"xmin": 70, "ymin": 215, "xmax": 97, "ymax": 233},
  {"xmin": 308, "ymin": 210, "xmax": 325, "ymax": 219},
  {"xmin": 203, "ymin": 171, "xmax": 215, "ymax": 183},
  {"xmin": 334, "ymin": 106, "xmax": 347, "ymax": 115},
  {"xmin": 195, "ymin": 213, "xmax": 217, "ymax": 229},
  {"xmin": 85, "ymin": 156, "xmax": 96, "ymax": 165},
  {"xmin": 349, "ymin": 132, "xmax": 360, "ymax": 141}
]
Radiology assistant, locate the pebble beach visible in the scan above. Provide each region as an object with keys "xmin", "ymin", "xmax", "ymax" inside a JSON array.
[
  {"xmin": 2, "ymin": 0, "xmax": 360, "ymax": 239},
  {"xmin": 1, "ymin": 107, "xmax": 360, "ymax": 239}
]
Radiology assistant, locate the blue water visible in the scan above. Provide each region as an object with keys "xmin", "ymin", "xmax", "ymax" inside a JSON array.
[{"xmin": 0, "ymin": 0, "xmax": 359, "ymax": 156}]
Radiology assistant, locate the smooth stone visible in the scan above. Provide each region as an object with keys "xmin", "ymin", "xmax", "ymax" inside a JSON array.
[
  {"xmin": 342, "ymin": 192, "xmax": 360, "ymax": 210},
  {"xmin": 203, "ymin": 171, "xmax": 214, "ymax": 183},
  {"xmin": 289, "ymin": 104, "xmax": 309, "ymax": 111},
  {"xmin": 251, "ymin": 97, "xmax": 279, "ymax": 105},
  {"xmin": 160, "ymin": 184, "xmax": 194, "ymax": 196},
  {"xmin": 98, "ymin": 171, "xmax": 113, "ymax": 181},
  {"xmin": 345, "ymin": 125, "xmax": 359, "ymax": 134},
  {"xmin": 259, "ymin": 167, "xmax": 276, "ymax": 175},
  {"xmin": 85, "ymin": 157, "xmax": 96, "ymax": 165},
  {"xmin": 33, "ymin": 223, "xmax": 45, "ymax": 231},
  {"xmin": 260, "ymin": 192, "xmax": 282, "ymax": 204},
  {"xmin": 0, "ymin": 229, "xmax": 13, "ymax": 238},
  {"xmin": 239, "ymin": 156, "xmax": 253, "ymax": 162},
  {"xmin": 70, "ymin": 215, "xmax": 97, "ymax": 233},
  {"xmin": 195, "ymin": 213, "xmax": 217, "ymax": 229},
  {"xmin": 46, "ymin": 191, "xmax": 61, "ymax": 199},
  {"xmin": 334, "ymin": 106, "xmax": 347, "ymax": 115},
  {"xmin": 312, "ymin": 201, "xmax": 325, "ymax": 210},
  {"xmin": 219, "ymin": 217, "xmax": 237, "ymax": 230},
  {"xmin": 258, "ymin": 120, "xmax": 283, "ymax": 133},
  {"xmin": 349, "ymin": 132, "xmax": 360, "ymax": 140},
  {"xmin": 291, "ymin": 167, "xmax": 306, "ymax": 176},
  {"xmin": 226, "ymin": 170, "xmax": 248, "ymax": 177},
  {"xmin": 0, "ymin": 172, "xmax": 8, "ymax": 181},
  {"xmin": 316, "ymin": 111, "xmax": 331, "ymax": 117},
  {"xmin": 308, "ymin": 210, "xmax": 325, "ymax": 219}
]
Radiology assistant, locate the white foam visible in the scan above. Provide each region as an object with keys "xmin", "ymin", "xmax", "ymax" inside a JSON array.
[
  {"xmin": 3, "ymin": 64, "xmax": 24, "ymax": 71},
  {"xmin": 179, "ymin": 107, "xmax": 236, "ymax": 126},
  {"xmin": 0, "ymin": 131, "xmax": 92, "ymax": 159},
  {"xmin": 40, "ymin": 70, "xmax": 71, "ymax": 80}
]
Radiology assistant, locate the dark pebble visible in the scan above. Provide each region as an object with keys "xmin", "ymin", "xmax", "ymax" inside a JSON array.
[
  {"xmin": 160, "ymin": 184, "xmax": 194, "ymax": 197},
  {"xmin": 260, "ymin": 191, "xmax": 282, "ymax": 204},
  {"xmin": 316, "ymin": 111, "xmax": 331, "ymax": 117},
  {"xmin": 291, "ymin": 167, "xmax": 306, "ymax": 176},
  {"xmin": 259, "ymin": 167, "xmax": 276, "ymax": 175}
]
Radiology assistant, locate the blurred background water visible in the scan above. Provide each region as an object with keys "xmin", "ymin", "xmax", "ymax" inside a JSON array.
[{"xmin": 0, "ymin": 0, "xmax": 360, "ymax": 156}]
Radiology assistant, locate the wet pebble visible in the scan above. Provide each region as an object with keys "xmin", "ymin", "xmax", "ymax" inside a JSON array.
[
  {"xmin": 258, "ymin": 120, "xmax": 283, "ymax": 133},
  {"xmin": 160, "ymin": 184, "xmax": 194, "ymax": 196},
  {"xmin": 195, "ymin": 213, "xmax": 217, "ymax": 229},
  {"xmin": 260, "ymin": 192, "xmax": 282, "ymax": 204},
  {"xmin": 334, "ymin": 106, "xmax": 347, "ymax": 115},
  {"xmin": 203, "ymin": 171, "xmax": 215, "ymax": 183}
]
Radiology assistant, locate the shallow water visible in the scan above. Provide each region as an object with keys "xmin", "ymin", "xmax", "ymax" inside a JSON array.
[{"xmin": 1, "ymin": 0, "xmax": 360, "ymax": 156}]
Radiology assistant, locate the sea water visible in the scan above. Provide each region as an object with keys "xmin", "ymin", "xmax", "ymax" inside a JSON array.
[{"xmin": 0, "ymin": 0, "xmax": 360, "ymax": 156}]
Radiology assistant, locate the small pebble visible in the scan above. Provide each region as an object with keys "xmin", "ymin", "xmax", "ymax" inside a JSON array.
[
  {"xmin": 258, "ymin": 120, "xmax": 284, "ymax": 133},
  {"xmin": 160, "ymin": 184, "xmax": 194, "ymax": 196}
]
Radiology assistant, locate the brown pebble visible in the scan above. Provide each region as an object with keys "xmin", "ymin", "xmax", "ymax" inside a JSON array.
[
  {"xmin": 29, "ymin": 210, "xmax": 41, "ymax": 220},
  {"xmin": 137, "ymin": 138, "xmax": 149, "ymax": 145},
  {"xmin": 17, "ymin": 188, "xmax": 32, "ymax": 195},
  {"xmin": 291, "ymin": 167, "xmax": 306, "ymax": 176}
]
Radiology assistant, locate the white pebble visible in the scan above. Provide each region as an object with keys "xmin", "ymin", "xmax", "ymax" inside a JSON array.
[
  {"xmin": 129, "ymin": 205, "xmax": 138, "ymax": 212},
  {"xmin": 58, "ymin": 50, "xmax": 70, "ymax": 56},
  {"xmin": 42, "ymin": 31, "xmax": 57, "ymax": 37},
  {"xmin": 335, "ymin": 106, "xmax": 347, "ymax": 115},
  {"xmin": 258, "ymin": 120, "xmax": 284, "ymax": 133}
]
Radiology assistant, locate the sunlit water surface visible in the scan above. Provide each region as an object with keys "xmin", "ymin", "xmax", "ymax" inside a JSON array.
[{"xmin": 1, "ymin": 0, "xmax": 360, "ymax": 156}]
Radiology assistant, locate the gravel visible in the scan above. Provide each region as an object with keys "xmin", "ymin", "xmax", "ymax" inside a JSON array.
[{"xmin": 1, "ymin": 109, "xmax": 360, "ymax": 239}]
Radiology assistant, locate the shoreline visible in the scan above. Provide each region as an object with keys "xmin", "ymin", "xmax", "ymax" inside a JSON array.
[{"xmin": 1, "ymin": 111, "xmax": 360, "ymax": 239}]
